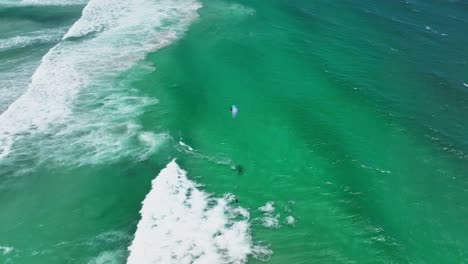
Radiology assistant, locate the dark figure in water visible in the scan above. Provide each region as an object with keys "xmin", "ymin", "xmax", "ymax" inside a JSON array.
[
  {"xmin": 230, "ymin": 105, "xmax": 238, "ymax": 118},
  {"xmin": 235, "ymin": 165, "xmax": 244, "ymax": 175}
]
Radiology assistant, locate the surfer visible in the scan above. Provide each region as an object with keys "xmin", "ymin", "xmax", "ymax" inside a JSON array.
[
  {"xmin": 235, "ymin": 165, "xmax": 244, "ymax": 175},
  {"xmin": 229, "ymin": 105, "xmax": 238, "ymax": 118}
]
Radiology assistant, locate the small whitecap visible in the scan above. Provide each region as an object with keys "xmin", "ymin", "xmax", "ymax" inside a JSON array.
[
  {"xmin": 258, "ymin": 201, "xmax": 275, "ymax": 213},
  {"xmin": 0, "ymin": 246, "xmax": 14, "ymax": 255},
  {"xmin": 285, "ymin": 215, "xmax": 295, "ymax": 225},
  {"xmin": 261, "ymin": 215, "xmax": 280, "ymax": 229},
  {"xmin": 178, "ymin": 140, "xmax": 194, "ymax": 151}
]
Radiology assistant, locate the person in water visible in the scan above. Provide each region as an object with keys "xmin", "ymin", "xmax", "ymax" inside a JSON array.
[
  {"xmin": 230, "ymin": 105, "xmax": 238, "ymax": 118},
  {"xmin": 235, "ymin": 165, "xmax": 244, "ymax": 175}
]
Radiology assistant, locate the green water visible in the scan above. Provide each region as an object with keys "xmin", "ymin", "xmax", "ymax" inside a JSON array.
[{"xmin": 1, "ymin": 0, "xmax": 467, "ymax": 263}]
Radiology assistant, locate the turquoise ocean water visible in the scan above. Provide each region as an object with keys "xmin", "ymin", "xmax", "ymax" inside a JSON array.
[{"xmin": 0, "ymin": 0, "xmax": 467, "ymax": 263}]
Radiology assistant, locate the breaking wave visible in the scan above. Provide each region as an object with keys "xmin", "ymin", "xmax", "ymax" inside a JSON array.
[
  {"xmin": 0, "ymin": 0, "xmax": 201, "ymax": 165},
  {"xmin": 127, "ymin": 160, "xmax": 272, "ymax": 264}
]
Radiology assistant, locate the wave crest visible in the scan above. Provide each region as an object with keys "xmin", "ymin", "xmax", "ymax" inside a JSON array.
[{"xmin": 0, "ymin": 0, "xmax": 201, "ymax": 163}]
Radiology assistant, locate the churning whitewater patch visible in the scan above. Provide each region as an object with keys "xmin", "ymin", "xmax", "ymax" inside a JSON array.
[
  {"xmin": 258, "ymin": 201, "xmax": 275, "ymax": 213},
  {"xmin": 256, "ymin": 201, "xmax": 296, "ymax": 229},
  {"xmin": 20, "ymin": 0, "xmax": 89, "ymax": 5},
  {"xmin": 285, "ymin": 216, "xmax": 295, "ymax": 225},
  {"xmin": 0, "ymin": 246, "xmax": 13, "ymax": 255},
  {"xmin": 88, "ymin": 250, "xmax": 126, "ymax": 264},
  {"xmin": 0, "ymin": 0, "xmax": 202, "ymax": 163},
  {"xmin": 0, "ymin": 27, "xmax": 68, "ymax": 113},
  {"xmin": 258, "ymin": 202, "xmax": 280, "ymax": 229},
  {"xmin": 127, "ymin": 160, "xmax": 272, "ymax": 264}
]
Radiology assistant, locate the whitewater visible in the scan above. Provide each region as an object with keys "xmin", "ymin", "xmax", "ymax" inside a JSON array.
[
  {"xmin": 0, "ymin": 0, "xmax": 274, "ymax": 263},
  {"xmin": 2, "ymin": 0, "xmax": 468, "ymax": 263},
  {"xmin": 0, "ymin": 0, "xmax": 201, "ymax": 163},
  {"xmin": 127, "ymin": 160, "xmax": 271, "ymax": 264}
]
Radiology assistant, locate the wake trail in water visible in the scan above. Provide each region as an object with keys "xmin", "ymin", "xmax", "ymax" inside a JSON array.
[{"xmin": 178, "ymin": 139, "xmax": 235, "ymax": 168}]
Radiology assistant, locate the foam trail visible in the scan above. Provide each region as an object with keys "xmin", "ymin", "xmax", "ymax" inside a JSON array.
[
  {"xmin": 127, "ymin": 160, "xmax": 271, "ymax": 264},
  {"xmin": 179, "ymin": 140, "xmax": 194, "ymax": 151},
  {"xmin": 0, "ymin": 0, "xmax": 202, "ymax": 161},
  {"xmin": 176, "ymin": 140, "xmax": 234, "ymax": 167},
  {"xmin": 285, "ymin": 216, "xmax": 295, "ymax": 225}
]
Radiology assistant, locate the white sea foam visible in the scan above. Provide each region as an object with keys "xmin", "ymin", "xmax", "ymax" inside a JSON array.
[
  {"xmin": 0, "ymin": 0, "xmax": 86, "ymax": 6},
  {"xmin": 127, "ymin": 160, "xmax": 271, "ymax": 264},
  {"xmin": 37, "ymin": 117, "xmax": 169, "ymax": 166},
  {"xmin": 179, "ymin": 140, "xmax": 194, "ymax": 152},
  {"xmin": 258, "ymin": 201, "xmax": 275, "ymax": 213},
  {"xmin": 176, "ymin": 139, "xmax": 234, "ymax": 167},
  {"xmin": 251, "ymin": 244, "xmax": 273, "ymax": 262},
  {"xmin": 463, "ymin": 82, "xmax": 468, "ymax": 87},
  {"xmin": 0, "ymin": 27, "xmax": 66, "ymax": 52},
  {"xmin": 88, "ymin": 250, "xmax": 125, "ymax": 264},
  {"xmin": 424, "ymin": 25, "xmax": 447, "ymax": 36},
  {"xmin": 257, "ymin": 201, "xmax": 285, "ymax": 228},
  {"xmin": 0, "ymin": 28, "xmax": 67, "ymax": 112},
  {"xmin": 285, "ymin": 215, "xmax": 295, "ymax": 225},
  {"xmin": 138, "ymin": 132, "xmax": 164, "ymax": 159},
  {"xmin": 88, "ymin": 230, "xmax": 129, "ymax": 245},
  {"xmin": 0, "ymin": 0, "xmax": 202, "ymax": 163},
  {"xmin": 261, "ymin": 214, "xmax": 280, "ymax": 229},
  {"xmin": 0, "ymin": 246, "xmax": 13, "ymax": 255}
]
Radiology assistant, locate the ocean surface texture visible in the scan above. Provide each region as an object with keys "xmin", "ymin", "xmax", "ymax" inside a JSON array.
[{"xmin": 0, "ymin": 0, "xmax": 467, "ymax": 263}]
